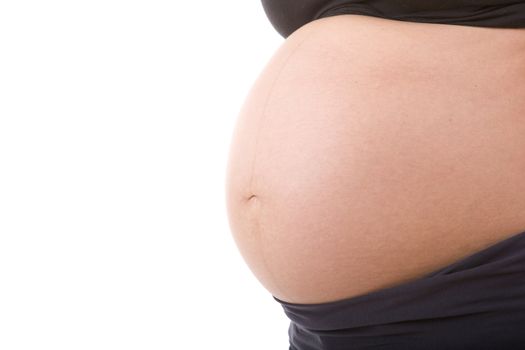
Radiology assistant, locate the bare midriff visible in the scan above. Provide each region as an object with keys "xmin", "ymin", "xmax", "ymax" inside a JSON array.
[{"xmin": 225, "ymin": 14, "xmax": 525, "ymax": 305}]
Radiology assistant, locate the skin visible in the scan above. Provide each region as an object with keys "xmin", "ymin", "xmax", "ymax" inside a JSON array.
[{"xmin": 225, "ymin": 14, "xmax": 525, "ymax": 304}]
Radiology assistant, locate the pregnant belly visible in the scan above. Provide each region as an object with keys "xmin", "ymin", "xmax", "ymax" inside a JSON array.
[{"xmin": 225, "ymin": 14, "xmax": 525, "ymax": 305}]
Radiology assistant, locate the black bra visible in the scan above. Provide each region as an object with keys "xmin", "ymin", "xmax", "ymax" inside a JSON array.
[{"xmin": 261, "ymin": 0, "xmax": 525, "ymax": 38}]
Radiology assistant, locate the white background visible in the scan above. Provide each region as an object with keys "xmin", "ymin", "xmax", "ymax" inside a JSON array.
[{"xmin": 0, "ymin": 1, "xmax": 289, "ymax": 349}]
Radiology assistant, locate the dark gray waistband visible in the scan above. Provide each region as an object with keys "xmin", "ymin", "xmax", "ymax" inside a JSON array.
[{"xmin": 273, "ymin": 228, "xmax": 525, "ymax": 333}]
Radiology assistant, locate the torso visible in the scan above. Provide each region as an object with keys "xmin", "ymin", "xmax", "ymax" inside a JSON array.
[{"xmin": 225, "ymin": 14, "xmax": 525, "ymax": 304}]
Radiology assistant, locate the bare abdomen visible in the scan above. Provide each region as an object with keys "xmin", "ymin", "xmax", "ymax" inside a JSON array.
[{"xmin": 225, "ymin": 14, "xmax": 525, "ymax": 304}]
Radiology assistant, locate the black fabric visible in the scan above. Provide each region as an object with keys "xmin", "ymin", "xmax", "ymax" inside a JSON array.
[
  {"xmin": 261, "ymin": 0, "xmax": 525, "ymax": 38},
  {"xmin": 273, "ymin": 229, "xmax": 525, "ymax": 349}
]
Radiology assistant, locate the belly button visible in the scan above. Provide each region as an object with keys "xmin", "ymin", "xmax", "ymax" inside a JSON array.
[{"xmin": 246, "ymin": 194, "xmax": 257, "ymax": 202}]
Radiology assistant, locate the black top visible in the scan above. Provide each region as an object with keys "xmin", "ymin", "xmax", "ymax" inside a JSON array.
[
  {"xmin": 273, "ymin": 229, "xmax": 525, "ymax": 349},
  {"xmin": 261, "ymin": 0, "xmax": 525, "ymax": 38}
]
